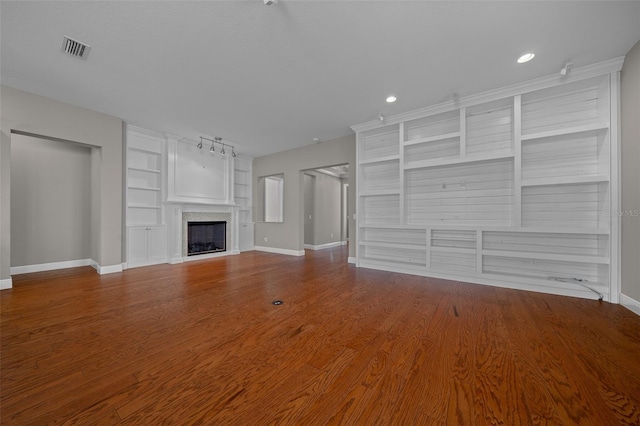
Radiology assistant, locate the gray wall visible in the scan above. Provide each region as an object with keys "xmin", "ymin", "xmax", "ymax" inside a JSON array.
[
  {"xmin": 253, "ymin": 134, "xmax": 356, "ymax": 257},
  {"xmin": 0, "ymin": 85, "xmax": 123, "ymax": 280},
  {"xmin": 305, "ymin": 171, "xmax": 342, "ymax": 247},
  {"xmin": 303, "ymin": 174, "xmax": 315, "ymax": 245},
  {"xmin": 621, "ymin": 40, "xmax": 640, "ymax": 302},
  {"xmin": 11, "ymin": 135, "xmax": 92, "ymax": 266}
]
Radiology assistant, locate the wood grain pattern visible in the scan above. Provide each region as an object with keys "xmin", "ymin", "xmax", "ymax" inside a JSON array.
[{"xmin": 2, "ymin": 246, "xmax": 639, "ymax": 424}]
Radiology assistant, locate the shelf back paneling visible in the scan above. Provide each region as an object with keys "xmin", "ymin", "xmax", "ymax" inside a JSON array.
[
  {"xmin": 483, "ymin": 231, "xmax": 606, "ymax": 257},
  {"xmin": 405, "ymin": 110, "xmax": 459, "ymax": 141},
  {"xmin": 128, "ymin": 169, "xmax": 161, "ymax": 189},
  {"xmin": 483, "ymin": 255, "xmax": 603, "ymax": 285},
  {"xmin": 361, "ymin": 161, "xmax": 400, "ymax": 193},
  {"xmin": 405, "ymin": 158, "xmax": 513, "ymax": 226},
  {"xmin": 522, "ymin": 130, "xmax": 607, "ymax": 180},
  {"xmin": 362, "ymin": 194, "xmax": 400, "ymax": 225},
  {"xmin": 431, "ymin": 229, "xmax": 476, "ymax": 249},
  {"xmin": 466, "ymin": 103, "xmax": 513, "ymax": 156},
  {"xmin": 361, "ymin": 245, "xmax": 426, "ymax": 267},
  {"xmin": 522, "ymin": 77, "xmax": 608, "ymax": 135},
  {"xmin": 361, "ymin": 126, "xmax": 399, "ymax": 161},
  {"xmin": 431, "ymin": 251, "xmax": 476, "ymax": 274},
  {"xmin": 128, "ymin": 150, "xmax": 161, "ymax": 171},
  {"xmin": 521, "ymin": 182, "xmax": 607, "ymax": 228},
  {"xmin": 362, "ymin": 227, "xmax": 426, "ymax": 246},
  {"xmin": 404, "ymin": 137, "xmax": 460, "ymax": 165}
]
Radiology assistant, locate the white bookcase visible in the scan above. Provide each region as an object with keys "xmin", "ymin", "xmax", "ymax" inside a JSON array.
[
  {"xmin": 126, "ymin": 126, "xmax": 167, "ymax": 267},
  {"xmin": 352, "ymin": 61, "xmax": 622, "ymax": 302},
  {"xmin": 234, "ymin": 156, "xmax": 254, "ymax": 251}
]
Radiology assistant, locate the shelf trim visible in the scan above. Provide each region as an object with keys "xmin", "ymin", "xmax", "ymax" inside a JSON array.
[
  {"xmin": 127, "ymin": 205, "xmax": 162, "ymax": 210},
  {"xmin": 482, "ymin": 249, "xmax": 609, "ymax": 264},
  {"xmin": 430, "ymin": 246, "xmax": 476, "ymax": 254},
  {"xmin": 402, "ymin": 131, "xmax": 461, "ymax": 147},
  {"xmin": 128, "ymin": 185, "xmax": 161, "ymax": 192},
  {"xmin": 359, "ymin": 155, "xmax": 400, "ymax": 165},
  {"xmin": 359, "ymin": 224, "xmax": 610, "ymax": 234},
  {"xmin": 128, "ymin": 166, "xmax": 161, "ymax": 174},
  {"xmin": 521, "ymin": 122, "xmax": 609, "ymax": 141},
  {"xmin": 404, "ymin": 152, "xmax": 514, "ymax": 170},
  {"xmin": 521, "ymin": 174, "xmax": 609, "ymax": 187},
  {"xmin": 360, "ymin": 241, "xmax": 426, "ymax": 250},
  {"xmin": 359, "ymin": 190, "xmax": 401, "ymax": 197}
]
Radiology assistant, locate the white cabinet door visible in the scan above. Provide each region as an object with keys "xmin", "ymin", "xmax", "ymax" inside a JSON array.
[
  {"xmin": 128, "ymin": 225, "xmax": 167, "ymax": 266},
  {"xmin": 128, "ymin": 227, "xmax": 150, "ymax": 264},
  {"xmin": 147, "ymin": 226, "xmax": 167, "ymax": 261}
]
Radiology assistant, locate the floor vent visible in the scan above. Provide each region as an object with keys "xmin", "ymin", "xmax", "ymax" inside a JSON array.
[{"xmin": 62, "ymin": 36, "xmax": 90, "ymax": 59}]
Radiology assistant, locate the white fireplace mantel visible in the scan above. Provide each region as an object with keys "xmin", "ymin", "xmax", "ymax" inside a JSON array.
[{"xmin": 167, "ymin": 203, "xmax": 241, "ymax": 264}]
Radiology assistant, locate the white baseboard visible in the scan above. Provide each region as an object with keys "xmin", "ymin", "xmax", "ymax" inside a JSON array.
[
  {"xmin": 304, "ymin": 241, "xmax": 345, "ymax": 250},
  {"xmin": 620, "ymin": 293, "xmax": 640, "ymax": 316},
  {"xmin": 10, "ymin": 259, "xmax": 92, "ymax": 275},
  {"xmin": 254, "ymin": 246, "xmax": 305, "ymax": 256},
  {"xmin": 0, "ymin": 277, "xmax": 13, "ymax": 290},
  {"xmin": 169, "ymin": 257, "xmax": 184, "ymax": 264},
  {"xmin": 90, "ymin": 260, "xmax": 123, "ymax": 275},
  {"xmin": 348, "ymin": 256, "xmax": 356, "ymax": 264}
]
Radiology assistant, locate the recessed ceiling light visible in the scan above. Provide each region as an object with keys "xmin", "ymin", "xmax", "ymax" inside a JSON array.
[
  {"xmin": 517, "ymin": 53, "xmax": 535, "ymax": 64},
  {"xmin": 386, "ymin": 96, "xmax": 397, "ymax": 103}
]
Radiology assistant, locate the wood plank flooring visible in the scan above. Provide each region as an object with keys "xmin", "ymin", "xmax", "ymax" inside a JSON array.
[{"xmin": 2, "ymin": 246, "xmax": 639, "ymax": 425}]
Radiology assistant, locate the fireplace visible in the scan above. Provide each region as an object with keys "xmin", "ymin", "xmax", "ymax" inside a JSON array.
[{"xmin": 187, "ymin": 221, "xmax": 226, "ymax": 256}]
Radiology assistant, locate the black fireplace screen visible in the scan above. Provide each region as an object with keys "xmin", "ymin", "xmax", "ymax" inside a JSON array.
[{"xmin": 187, "ymin": 221, "xmax": 226, "ymax": 256}]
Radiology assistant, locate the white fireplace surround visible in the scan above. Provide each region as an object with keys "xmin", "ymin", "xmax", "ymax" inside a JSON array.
[
  {"xmin": 168, "ymin": 204, "xmax": 240, "ymax": 264},
  {"xmin": 182, "ymin": 212, "xmax": 231, "ymax": 257}
]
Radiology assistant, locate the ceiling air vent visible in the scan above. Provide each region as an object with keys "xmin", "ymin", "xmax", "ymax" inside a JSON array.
[{"xmin": 62, "ymin": 36, "xmax": 90, "ymax": 59}]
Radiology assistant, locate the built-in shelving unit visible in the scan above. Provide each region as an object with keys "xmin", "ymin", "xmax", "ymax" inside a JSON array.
[
  {"xmin": 126, "ymin": 126, "xmax": 167, "ymax": 267},
  {"xmin": 234, "ymin": 156, "xmax": 254, "ymax": 251},
  {"xmin": 353, "ymin": 63, "xmax": 622, "ymax": 302}
]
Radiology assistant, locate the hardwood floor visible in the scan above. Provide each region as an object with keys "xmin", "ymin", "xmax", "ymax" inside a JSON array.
[{"xmin": 2, "ymin": 246, "xmax": 639, "ymax": 425}]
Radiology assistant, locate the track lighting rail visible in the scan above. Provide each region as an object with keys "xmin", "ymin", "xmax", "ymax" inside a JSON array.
[{"xmin": 198, "ymin": 136, "xmax": 236, "ymax": 157}]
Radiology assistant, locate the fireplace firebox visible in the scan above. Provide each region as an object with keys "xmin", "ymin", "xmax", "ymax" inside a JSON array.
[{"xmin": 187, "ymin": 221, "xmax": 226, "ymax": 256}]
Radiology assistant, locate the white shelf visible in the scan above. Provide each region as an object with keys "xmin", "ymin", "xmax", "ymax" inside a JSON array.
[
  {"xmin": 359, "ymin": 224, "xmax": 609, "ymax": 235},
  {"xmin": 404, "ymin": 152, "xmax": 513, "ymax": 170},
  {"xmin": 521, "ymin": 174, "xmax": 609, "ymax": 187},
  {"xmin": 359, "ymin": 257, "xmax": 427, "ymax": 270},
  {"xmin": 128, "ymin": 166, "xmax": 161, "ymax": 174},
  {"xmin": 359, "ymin": 155, "xmax": 400, "ymax": 165},
  {"xmin": 359, "ymin": 190, "xmax": 400, "ymax": 197},
  {"xmin": 360, "ymin": 241, "xmax": 426, "ymax": 250},
  {"xmin": 430, "ymin": 246, "xmax": 476, "ymax": 254},
  {"xmin": 403, "ymin": 131, "xmax": 460, "ymax": 147},
  {"xmin": 128, "ymin": 204, "xmax": 161, "ymax": 209},
  {"xmin": 128, "ymin": 185, "xmax": 161, "ymax": 191},
  {"xmin": 482, "ymin": 249, "xmax": 609, "ymax": 265},
  {"xmin": 521, "ymin": 122, "xmax": 609, "ymax": 141}
]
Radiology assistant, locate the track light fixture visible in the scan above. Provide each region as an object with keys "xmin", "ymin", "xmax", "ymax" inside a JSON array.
[{"xmin": 198, "ymin": 136, "xmax": 235, "ymax": 157}]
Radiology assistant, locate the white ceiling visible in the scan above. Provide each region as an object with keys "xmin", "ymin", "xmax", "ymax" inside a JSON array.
[{"xmin": 2, "ymin": 1, "xmax": 639, "ymax": 158}]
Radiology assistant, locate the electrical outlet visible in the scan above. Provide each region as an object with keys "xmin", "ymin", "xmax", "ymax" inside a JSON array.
[
  {"xmin": 331, "ymin": 233, "xmax": 333, "ymax": 238},
  {"xmin": 264, "ymin": 237, "xmax": 268, "ymax": 242}
]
